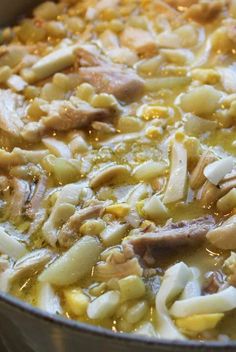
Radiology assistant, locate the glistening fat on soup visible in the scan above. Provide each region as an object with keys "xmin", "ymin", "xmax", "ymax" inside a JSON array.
[{"xmin": 0, "ymin": 0, "xmax": 236, "ymax": 342}]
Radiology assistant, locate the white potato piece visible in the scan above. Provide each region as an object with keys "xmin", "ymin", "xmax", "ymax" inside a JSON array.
[
  {"xmin": 87, "ymin": 290, "xmax": 120, "ymax": 319},
  {"xmin": 132, "ymin": 160, "xmax": 167, "ymax": 181},
  {"xmin": 180, "ymin": 85, "xmax": 223, "ymax": 116},
  {"xmin": 170, "ymin": 286, "xmax": 236, "ymax": 318},
  {"xmin": 204, "ymin": 157, "xmax": 234, "ymax": 186},
  {"xmin": 39, "ymin": 236, "xmax": 102, "ymax": 286},
  {"xmin": 0, "ymin": 227, "xmax": 27, "ymax": 260}
]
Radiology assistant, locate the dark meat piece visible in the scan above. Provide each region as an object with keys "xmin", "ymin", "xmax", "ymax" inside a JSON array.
[
  {"xmin": 77, "ymin": 46, "xmax": 144, "ymax": 103},
  {"xmin": 126, "ymin": 216, "xmax": 216, "ymax": 257}
]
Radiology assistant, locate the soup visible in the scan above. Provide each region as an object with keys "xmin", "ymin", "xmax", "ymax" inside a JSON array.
[{"xmin": 0, "ymin": 0, "xmax": 236, "ymax": 342}]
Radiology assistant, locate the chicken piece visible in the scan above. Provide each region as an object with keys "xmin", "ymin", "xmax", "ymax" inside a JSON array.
[
  {"xmin": 0, "ymin": 89, "xmax": 26, "ymax": 137},
  {"xmin": 28, "ymin": 208, "xmax": 47, "ymax": 237},
  {"xmin": 58, "ymin": 204, "xmax": 105, "ymax": 248},
  {"xmin": 41, "ymin": 98, "xmax": 113, "ymax": 131},
  {"xmin": 25, "ymin": 175, "xmax": 47, "ymax": 219},
  {"xmin": 184, "ymin": 0, "xmax": 225, "ymax": 23},
  {"xmin": 92, "ymin": 121, "xmax": 116, "ymax": 134},
  {"xmin": 120, "ymin": 27, "xmax": 158, "ymax": 56},
  {"xmin": 8, "ymin": 178, "xmax": 31, "ymax": 219},
  {"xmin": 22, "ymin": 97, "xmax": 114, "ymax": 142},
  {"xmin": 42, "ymin": 184, "xmax": 93, "ymax": 247},
  {"xmin": 199, "ymin": 170, "xmax": 236, "ymax": 207},
  {"xmin": 10, "ymin": 249, "xmax": 53, "ymax": 282},
  {"xmin": 190, "ymin": 150, "xmax": 218, "ymax": 190},
  {"xmin": 0, "ymin": 176, "xmax": 10, "ymax": 192},
  {"xmin": 94, "ymin": 246, "xmax": 143, "ymax": 281},
  {"xmin": 126, "ymin": 216, "xmax": 215, "ymax": 257},
  {"xmin": 0, "ymin": 148, "xmax": 48, "ymax": 169},
  {"xmin": 21, "ymin": 121, "xmax": 47, "ymax": 143},
  {"xmin": 77, "ymin": 46, "xmax": 144, "ymax": 103}
]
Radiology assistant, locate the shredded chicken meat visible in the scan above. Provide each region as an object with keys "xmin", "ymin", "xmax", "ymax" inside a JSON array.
[
  {"xmin": 77, "ymin": 46, "xmax": 145, "ymax": 103},
  {"xmin": 0, "ymin": 89, "xmax": 26, "ymax": 137}
]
